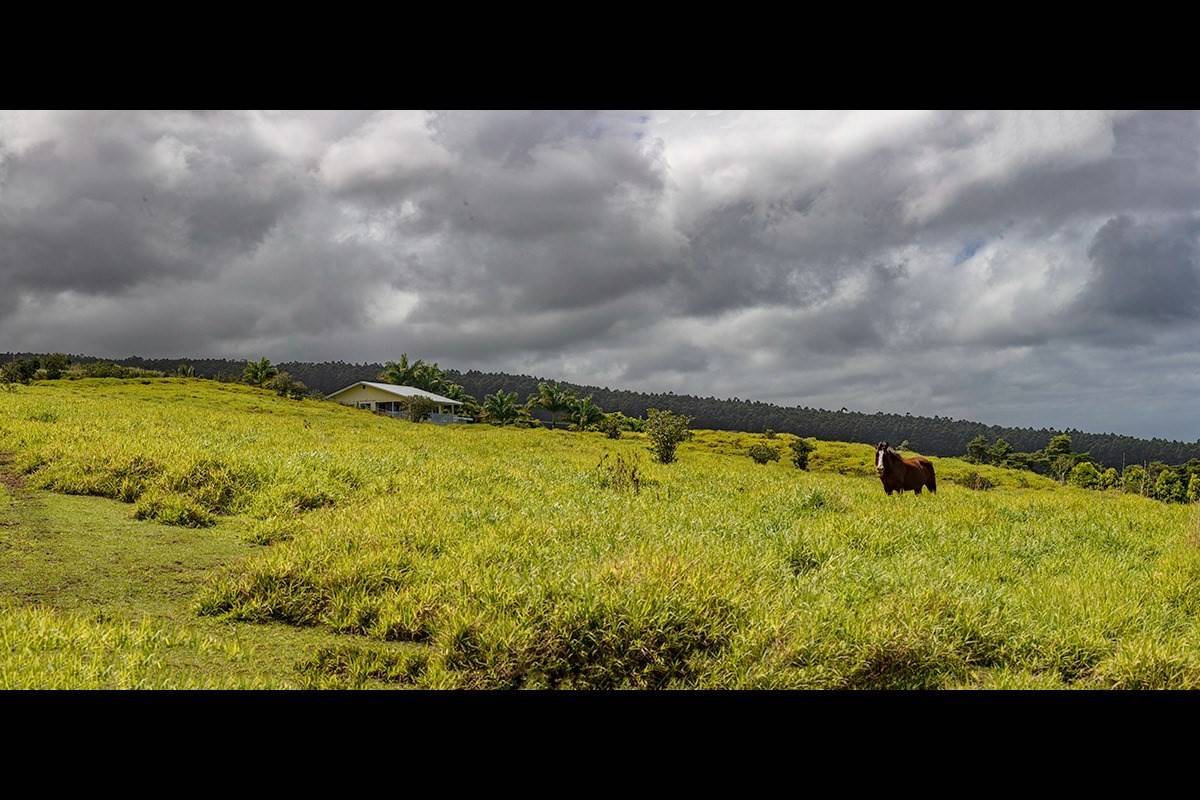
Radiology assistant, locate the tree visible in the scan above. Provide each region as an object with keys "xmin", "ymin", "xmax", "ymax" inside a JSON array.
[
  {"xmin": 1050, "ymin": 455, "xmax": 1077, "ymax": 484},
  {"xmin": 989, "ymin": 437, "xmax": 1013, "ymax": 465},
  {"xmin": 789, "ymin": 437, "xmax": 815, "ymax": 470},
  {"xmin": 748, "ymin": 443, "xmax": 781, "ymax": 465},
  {"xmin": 266, "ymin": 371, "xmax": 308, "ymax": 400},
  {"xmin": 242, "ymin": 358, "xmax": 278, "ymax": 387},
  {"xmin": 1045, "ymin": 434, "xmax": 1073, "ymax": 459},
  {"xmin": 528, "ymin": 382, "xmax": 576, "ymax": 430},
  {"xmin": 399, "ymin": 396, "xmax": 438, "ymax": 422},
  {"xmin": 1188, "ymin": 474, "xmax": 1200, "ymax": 503},
  {"xmin": 965, "ymin": 435, "xmax": 991, "ymax": 464},
  {"xmin": 570, "ymin": 396, "xmax": 604, "ymax": 431},
  {"xmin": 379, "ymin": 353, "xmax": 452, "ymax": 394},
  {"xmin": 1068, "ymin": 461, "xmax": 1101, "ymax": 489},
  {"xmin": 1100, "ymin": 467, "xmax": 1119, "ymax": 490},
  {"xmin": 645, "ymin": 408, "xmax": 692, "ymax": 464},
  {"xmin": 1122, "ymin": 464, "xmax": 1148, "ymax": 495},
  {"xmin": 1154, "ymin": 470, "xmax": 1185, "ymax": 503},
  {"xmin": 1, "ymin": 359, "xmax": 38, "ymax": 385},
  {"xmin": 39, "ymin": 353, "xmax": 71, "ymax": 379},
  {"xmin": 482, "ymin": 391, "xmax": 520, "ymax": 425}
]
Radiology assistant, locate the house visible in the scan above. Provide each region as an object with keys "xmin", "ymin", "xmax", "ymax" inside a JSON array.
[{"xmin": 325, "ymin": 381, "xmax": 472, "ymax": 424}]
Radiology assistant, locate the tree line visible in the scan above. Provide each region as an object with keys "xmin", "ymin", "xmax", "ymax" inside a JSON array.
[
  {"xmin": 963, "ymin": 433, "xmax": 1200, "ymax": 504},
  {"xmin": 6, "ymin": 351, "xmax": 1200, "ymax": 469}
]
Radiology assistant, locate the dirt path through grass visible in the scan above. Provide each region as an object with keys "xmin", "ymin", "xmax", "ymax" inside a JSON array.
[{"xmin": 0, "ymin": 465, "xmax": 421, "ymax": 688}]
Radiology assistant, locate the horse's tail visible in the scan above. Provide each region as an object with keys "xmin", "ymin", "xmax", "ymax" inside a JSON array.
[{"xmin": 926, "ymin": 461, "xmax": 937, "ymax": 493}]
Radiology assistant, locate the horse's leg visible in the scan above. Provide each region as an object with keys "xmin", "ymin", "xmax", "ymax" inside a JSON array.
[{"xmin": 914, "ymin": 485, "xmax": 922, "ymax": 495}]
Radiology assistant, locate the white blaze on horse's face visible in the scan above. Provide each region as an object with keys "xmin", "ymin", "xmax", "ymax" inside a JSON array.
[{"xmin": 876, "ymin": 448, "xmax": 885, "ymax": 473}]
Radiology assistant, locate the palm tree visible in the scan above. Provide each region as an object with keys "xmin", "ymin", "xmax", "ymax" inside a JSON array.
[
  {"xmin": 379, "ymin": 353, "xmax": 426, "ymax": 387},
  {"xmin": 570, "ymin": 395, "xmax": 603, "ymax": 430},
  {"xmin": 528, "ymin": 382, "xmax": 576, "ymax": 430},
  {"xmin": 482, "ymin": 390, "xmax": 520, "ymax": 425},
  {"xmin": 442, "ymin": 382, "xmax": 479, "ymax": 418},
  {"xmin": 242, "ymin": 358, "xmax": 277, "ymax": 387},
  {"xmin": 380, "ymin": 353, "xmax": 452, "ymax": 394}
]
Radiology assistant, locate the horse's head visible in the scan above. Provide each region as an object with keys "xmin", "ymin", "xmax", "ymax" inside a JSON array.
[{"xmin": 875, "ymin": 442, "xmax": 891, "ymax": 475}]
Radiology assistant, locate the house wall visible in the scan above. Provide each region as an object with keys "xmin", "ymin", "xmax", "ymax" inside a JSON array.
[{"xmin": 329, "ymin": 384, "xmax": 410, "ymax": 409}]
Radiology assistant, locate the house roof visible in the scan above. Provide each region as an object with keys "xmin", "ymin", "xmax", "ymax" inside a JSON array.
[{"xmin": 325, "ymin": 381, "xmax": 463, "ymax": 406}]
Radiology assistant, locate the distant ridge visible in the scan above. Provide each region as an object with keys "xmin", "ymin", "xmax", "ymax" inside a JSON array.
[{"xmin": 5, "ymin": 352, "xmax": 1198, "ymax": 469}]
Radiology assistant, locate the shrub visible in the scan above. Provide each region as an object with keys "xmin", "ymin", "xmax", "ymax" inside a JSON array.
[
  {"xmin": 1189, "ymin": 474, "xmax": 1200, "ymax": 504},
  {"xmin": 1068, "ymin": 462, "xmax": 1102, "ymax": 490},
  {"xmin": 599, "ymin": 415, "xmax": 622, "ymax": 439},
  {"xmin": 400, "ymin": 396, "xmax": 438, "ymax": 422},
  {"xmin": 645, "ymin": 408, "xmax": 692, "ymax": 464},
  {"xmin": 592, "ymin": 452, "xmax": 645, "ymax": 493},
  {"xmin": 265, "ymin": 371, "xmax": 308, "ymax": 400},
  {"xmin": 789, "ymin": 438, "xmax": 815, "ymax": 470},
  {"xmin": 957, "ymin": 471, "xmax": 995, "ymax": 491},
  {"xmin": 763, "ymin": 429, "xmax": 776, "ymax": 439},
  {"xmin": 748, "ymin": 443, "xmax": 781, "ymax": 465}
]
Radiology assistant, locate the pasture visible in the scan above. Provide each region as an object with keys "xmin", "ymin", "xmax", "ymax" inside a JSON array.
[{"xmin": 2, "ymin": 378, "xmax": 1199, "ymax": 689}]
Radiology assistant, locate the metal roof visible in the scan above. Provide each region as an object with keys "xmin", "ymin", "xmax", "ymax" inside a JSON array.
[{"xmin": 325, "ymin": 381, "xmax": 463, "ymax": 406}]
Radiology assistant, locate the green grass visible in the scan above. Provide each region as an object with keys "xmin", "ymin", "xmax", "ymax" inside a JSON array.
[{"xmin": 2, "ymin": 377, "xmax": 1199, "ymax": 688}]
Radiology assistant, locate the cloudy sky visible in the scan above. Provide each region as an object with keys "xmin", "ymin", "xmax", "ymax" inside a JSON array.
[{"xmin": 1, "ymin": 110, "xmax": 1198, "ymax": 439}]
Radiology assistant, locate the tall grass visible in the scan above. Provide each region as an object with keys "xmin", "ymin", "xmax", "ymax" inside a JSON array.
[{"xmin": 3, "ymin": 378, "xmax": 1200, "ymax": 688}]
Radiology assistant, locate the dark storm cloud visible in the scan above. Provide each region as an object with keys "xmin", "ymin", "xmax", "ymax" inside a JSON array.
[
  {"xmin": 1077, "ymin": 215, "xmax": 1200, "ymax": 323},
  {"xmin": 3, "ymin": 110, "xmax": 1200, "ymax": 438}
]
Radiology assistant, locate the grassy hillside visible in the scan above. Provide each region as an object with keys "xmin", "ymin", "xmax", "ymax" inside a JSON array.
[{"xmin": 2, "ymin": 378, "xmax": 1199, "ymax": 688}]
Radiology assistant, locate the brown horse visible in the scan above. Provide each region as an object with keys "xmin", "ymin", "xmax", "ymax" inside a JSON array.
[{"xmin": 875, "ymin": 442, "xmax": 936, "ymax": 495}]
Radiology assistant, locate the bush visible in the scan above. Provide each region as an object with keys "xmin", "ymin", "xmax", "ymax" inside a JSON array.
[
  {"xmin": 265, "ymin": 371, "xmax": 308, "ymax": 400},
  {"xmin": 599, "ymin": 415, "xmax": 622, "ymax": 440},
  {"xmin": 66, "ymin": 362, "xmax": 164, "ymax": 379},
  {"xmin": 399, "ymin": 396, "xmax": 438, "ymax": 422},
  {"xmin": 957, "ymin": 471, "xmax": 995, "ymax": 491},
  {"xmin": 592, "ymin": 452, "xmax": 645, "ymax": 493},
  {"xmin": 1068, "ymin": 462, "xmax": 1102, "ymax": 490},
  {"xmin": 748, "ymin": 444, "xmax": 781, "ymax": 465},
  {"xmin": 645, "ymin": 409, "xmax": 692, "ymax": 465},
  {"xmin": 789, "ymin": 438, "xmax": 815, "ymax": 470},
  {"xmin": 1189, "ymin": 474, "xmax": 1200, "ymax": 504},
  {"xmin": 763, "ymin": 429, "xmax": 776, "ymax": 439}
]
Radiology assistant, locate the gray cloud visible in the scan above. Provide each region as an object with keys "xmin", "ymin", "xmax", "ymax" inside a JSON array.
[{"xmin": 3, "ymin": 110, "xmax": 1200, "ymax": 439}]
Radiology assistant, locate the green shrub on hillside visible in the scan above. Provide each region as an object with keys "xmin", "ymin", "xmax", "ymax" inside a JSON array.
[
  {"xmin": 747, "ymin": 443, "xmax": 781, "ymax": 465},
  {"xmin": 645, "ymin": 408, "xmax": 692, "ymax": 464},
  {"xmin": 789, "ymin": 438, "xmax": 815, "ymax": 470},
  {"xmin": 599, "ymin": 415, "xmax": 622, "ymax": 439}
]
